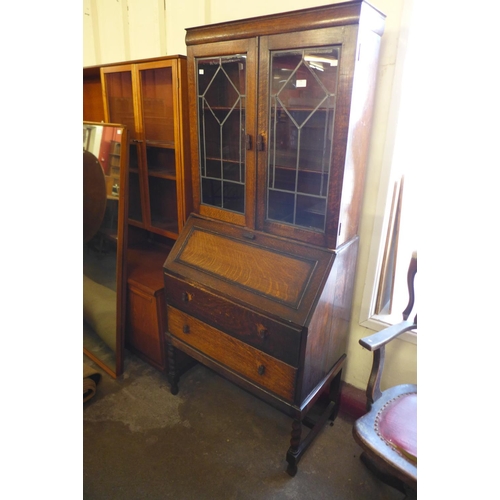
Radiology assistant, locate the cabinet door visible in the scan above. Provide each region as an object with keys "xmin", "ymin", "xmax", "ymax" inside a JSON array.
[
  {"xmin": 126, "ymin": 285, "xmax": 165, "ymax": 370},
  {"xmin": 187, "ymin": 39, "xmax": 258, "ymax": 228},
  {"xmin": 136, "ymin": 60, "xmax": 181, "ymax": 238},
  {"xmin": 101, "ymin": 65, "xmax": 145, "ymax": 226},
  {"xmin": 258, "ymin": 28, "xmax": 351, "ymax": 248}
]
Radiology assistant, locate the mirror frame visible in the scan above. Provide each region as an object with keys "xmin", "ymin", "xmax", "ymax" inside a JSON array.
[{"xmin": 83, "ymin": 121, "xmax": 129, "ymax": 378}]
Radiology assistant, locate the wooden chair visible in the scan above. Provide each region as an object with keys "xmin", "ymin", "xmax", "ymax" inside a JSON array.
[{"xmin": 352, "ymin": 252, "xmax": 417, "ymax": 498}]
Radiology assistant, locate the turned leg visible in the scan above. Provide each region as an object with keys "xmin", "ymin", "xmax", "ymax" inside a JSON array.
[
  {"xmin": 286, "ymin": 418, "xmax": 302, "ymax": 476},
  {"xmin": 167, "ymin": 341, "xmax": 179, "ymax": 395}
]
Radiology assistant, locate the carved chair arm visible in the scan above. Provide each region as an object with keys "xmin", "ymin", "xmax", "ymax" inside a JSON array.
[
  {"xmin": 360, "ymin": 319, "xmax": 416, "ymax": 352},
  {"xmin": 360, "ymin": 319, "xmax": 417, "ymax": 410}
]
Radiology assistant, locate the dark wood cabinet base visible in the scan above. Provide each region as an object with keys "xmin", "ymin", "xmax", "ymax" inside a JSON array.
[
  {"xmin": 163, "ymin": 215, "xmax": 353, "ymax": 474},
  {"xmin": 286, "ymin": 364, "xmax": 343, "ymax": 476},
  {"xmin": 167, "ymin": 332, "xmax": 345, "ymax": 475}
]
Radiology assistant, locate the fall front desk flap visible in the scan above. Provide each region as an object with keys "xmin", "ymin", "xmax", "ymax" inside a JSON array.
[{"xmin": 163, "ymin": 214, "xmax": 336, "ymax": 329}]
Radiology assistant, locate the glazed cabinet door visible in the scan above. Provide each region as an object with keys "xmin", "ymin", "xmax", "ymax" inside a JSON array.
[
  {"xmin": 187, "ymin": 39, "xmax": 258, "ymax": 228},
  {"xmin": 102, "ymin": 60, "xmax": 186, "ymax": 240},
  {"xmin": 101, "ymin": 65, "xmax": 145, "ymax": 226},
  {"xmin": 257, "ymin": 27, "xmax": 355, "ymax": 248},
  {"xmin": 136, "ymin": 60, "xmax": 181, "ymax": 239}
]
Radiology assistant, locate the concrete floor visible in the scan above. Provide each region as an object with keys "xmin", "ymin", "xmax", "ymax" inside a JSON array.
[{"xmin": 83, "ymin": 352, "xmax": 405, "ymax": 500}]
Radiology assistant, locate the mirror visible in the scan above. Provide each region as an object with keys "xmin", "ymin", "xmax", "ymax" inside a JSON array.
[{"xmin": 83, "ymin": 122, "xmax": 128, "ymax": 377}]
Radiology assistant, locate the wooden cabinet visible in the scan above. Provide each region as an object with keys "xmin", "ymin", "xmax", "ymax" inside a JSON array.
[
  {"xmin": 126, "ymin": 244, "xmax": 168, "ymax": 370},
  {"xmin": 83, "ymin": 66, "xmax": 105, "ymax": 122},
  {"xmin": 99, "ymin": 56, "xmax": 192, "ymax": 371},
  {"xmin": 127, "ymin": 286, "xmax": 166, "ymax": 369},
  {"xmin": 163, "ymin": 1, "xmax": 385, "ymax": 474}
]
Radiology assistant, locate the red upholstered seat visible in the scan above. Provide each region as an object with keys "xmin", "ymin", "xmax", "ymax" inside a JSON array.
[{"xmin": 376, "ymin": 392, "xmax": 417, "ymax": 464}]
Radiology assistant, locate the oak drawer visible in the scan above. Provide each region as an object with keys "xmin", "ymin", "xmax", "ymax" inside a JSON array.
[
  {"xmin": 167, "ymin": 306, "xmax": 297, "ymax": 402},
  {"xmin": 164, "ymin": 273, "xmax": 302, "ymax": 367}
]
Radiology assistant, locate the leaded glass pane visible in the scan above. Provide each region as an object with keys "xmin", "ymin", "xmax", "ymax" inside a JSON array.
[
  {"xmin": 267, "ymin": 47, "xmax": 340, "ymax": 232},
  {"xmin": 197, "ymin": 55, "xmax": 246, "ymax": 214}
]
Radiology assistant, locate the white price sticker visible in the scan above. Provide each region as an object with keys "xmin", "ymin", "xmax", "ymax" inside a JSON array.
[{"xmin": 296, "ymin": 79, "xmax": 307, "ymax": 88}]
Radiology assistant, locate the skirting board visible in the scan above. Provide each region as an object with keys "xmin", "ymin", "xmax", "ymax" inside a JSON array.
[{"xmin": 339, "ymin": 382, "xmax": 367, "ymax": 420}]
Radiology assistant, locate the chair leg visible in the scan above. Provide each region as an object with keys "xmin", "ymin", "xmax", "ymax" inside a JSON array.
[
  {"xmin": 403, "ymin": 485, "xmax": 417, "ymax": 500},
  {"xmin": 360, "ymin": 452, "xmax": 407, "ymax": 495}
]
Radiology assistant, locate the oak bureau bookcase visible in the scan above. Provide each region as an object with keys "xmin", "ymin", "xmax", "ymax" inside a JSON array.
[{"xmin": 163, "ymin": 1, "xmax": 385, "ymax": 475}]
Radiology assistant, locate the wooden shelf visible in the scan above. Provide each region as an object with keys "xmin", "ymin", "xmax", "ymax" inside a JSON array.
[
  {"xmin": 148, "ymin": 169, "xmax": 176, "ymax": 180},
  {"xmin": 205, "ymin": 157, "xmax": 242, "ymax": 165},
  {"xmin": 145, "ymin": 140, "xmax": 175, "ymax": 149}
]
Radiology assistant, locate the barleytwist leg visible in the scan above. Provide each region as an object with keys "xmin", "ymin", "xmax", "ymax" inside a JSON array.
[{"xmin": 286, "ymin": 418, "xmax": 302, "ymax": 476}]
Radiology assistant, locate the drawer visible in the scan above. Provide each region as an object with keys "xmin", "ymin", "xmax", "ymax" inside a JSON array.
[
  {"xmin": 167, "ymin": 306, "xmax": 297, "ymax": 403},
  {"xmin": 164, "ymin": 273, "xmax": 302, "ymax": 367}
]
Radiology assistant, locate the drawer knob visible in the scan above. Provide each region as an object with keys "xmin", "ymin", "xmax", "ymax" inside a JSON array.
[
  {"xmin": 258, "ymin": 365, "xmax": 266, "ymax": 376},
  {"xmin": 182, "ymin": 291, "xmax": 193, "ymax": 302},
  {"xmin": 257, "ymin": 324, "xmax": 269, "ymax": 339},
  {"xmin": 182, "ymin": 324, "xmax": 190, "ymax": 334}
]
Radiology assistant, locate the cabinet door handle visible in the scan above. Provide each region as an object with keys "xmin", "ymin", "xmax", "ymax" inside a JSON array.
[
  {"xmin": 257, "ymin": 135, "xmax": 265, "ymax": 151},
  {"xmin": 182, "ymin": 324, "xmax": 190, "ymax": 334},
  {"xmin": 258, "ymin": 365, "xmax": 266, "ymax": 376},
  {"xmin": 132, "ymin": 139, "xmax": 143, "ymax": 143},
  {"xmin": 182, "ymin": 292, "xmax": 193, "ymax": 302},
  {"xmin": 245, "ymin": 134, "xmax": 252, "ymax": 150}
]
